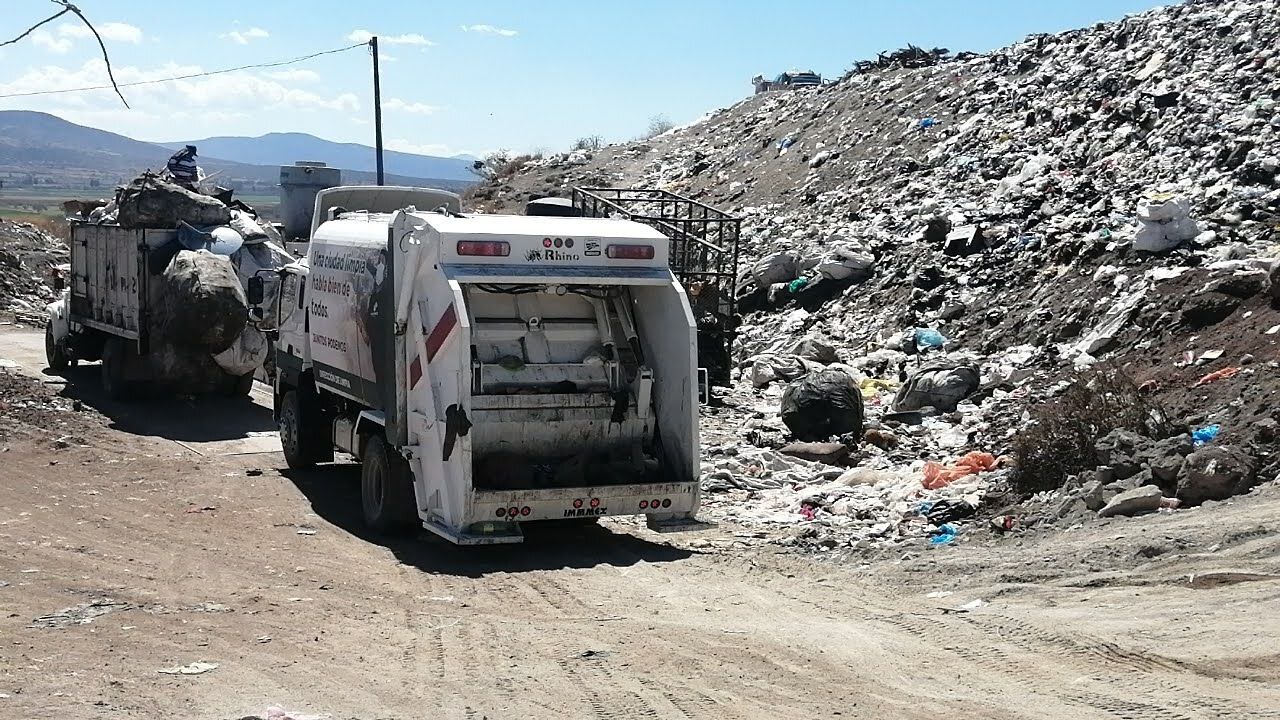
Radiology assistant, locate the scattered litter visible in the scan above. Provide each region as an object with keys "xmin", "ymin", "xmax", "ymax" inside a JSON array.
[
  {"xmin": 157, "ymin": 661, "xmax": 218, "ymax": 675},
  {"xmin": 922, "ymin": 452, "xmax": 998, "ymax": 490},
  {"xmin": 943, "ymin": 598, "xmax": 988, "ymax": 614},
  {"xmin": 925, "ymin": 590, "xmax": 954, "ymax": 599},
  {"xmin": 32, "ymin": 599, "xmax": 131, "ymax": 628},
  {"xmin": 296, "ymin": 528, "xmax": 317, "ymax": 536},
  {"xmin": 1193, "ymin": 367, "xmax": 1240, "ymax": 386}
]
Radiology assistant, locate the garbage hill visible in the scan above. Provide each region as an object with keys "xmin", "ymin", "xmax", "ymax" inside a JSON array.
[{"xmin": 472, "ymin": 0, "xmax": 1280, "ymax": 553}]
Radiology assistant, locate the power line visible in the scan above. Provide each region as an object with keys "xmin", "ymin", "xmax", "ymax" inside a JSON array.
[{"xmin": 0, "ymin": 42, "xmax": 368, "ymax": 100}]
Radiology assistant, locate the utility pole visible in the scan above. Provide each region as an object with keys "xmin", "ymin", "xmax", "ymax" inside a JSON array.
[{"xmin": 370, "ymin": 36, "xmax": 385, "ymax": 186}]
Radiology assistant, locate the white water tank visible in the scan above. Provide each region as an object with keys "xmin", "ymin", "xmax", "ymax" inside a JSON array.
[{"xmin": 279, "ymin": 161, "xmax": 341, "ymax": 240}]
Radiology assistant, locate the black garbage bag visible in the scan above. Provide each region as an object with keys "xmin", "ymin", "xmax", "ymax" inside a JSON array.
[
  {"xmin": 154, "ymin": 249, "xmax": 247, "ymax": 353},
  {"xmin": 780, "ymin": 369, "xmax": 864, "ymax": 441},
  {"xmin": 892, "ymin": 362, "xmax": 980, "ymax": 413},
  {"xmin": 115, "ymin": 173, "xmax": 231, "ymax": 229}
]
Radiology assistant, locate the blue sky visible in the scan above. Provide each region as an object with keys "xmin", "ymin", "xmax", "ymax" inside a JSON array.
[{"xmin": 0, "ymin": 0, "xmax": 1168, "ymax": 158}]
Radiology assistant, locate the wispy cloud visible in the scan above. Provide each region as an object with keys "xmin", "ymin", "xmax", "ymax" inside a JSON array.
[
  {"xmin": 266, "ymin": 69, "xmax": 319, "ymax": 83},
  {"xmin": 461, "ymin": 24, "xmax": 518, "ymax": 37},
  {"xmin": 383, "ymin": 98, "xmax": 440, "ymax": 115},
  {"xmin": 387, "ymin": 138, "xmax": 476, "ymax": 157},
  {"xmin": 223, "ymin": 27, "xmax": 270, "ymax": 45},
  {"xmin": 60, "ymin": 22, "xmax": 144, "ymax": 44},
  {"xmin": 346, "ymin": 29, "xmax": 434, "ymax": 46},
  {"xmin": 31, "ymin": 30, "xmax": 73, "ymax": 54}
]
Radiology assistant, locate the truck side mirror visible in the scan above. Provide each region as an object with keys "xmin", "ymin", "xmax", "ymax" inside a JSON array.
[{"xmin": 247, "ymin": 275, "xmax": 264, "ymax": 305}]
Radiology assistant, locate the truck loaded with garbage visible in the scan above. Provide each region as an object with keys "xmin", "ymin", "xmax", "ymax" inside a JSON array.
[{"xmin": 45, "ymin": 169, "xmax": 293, "ymax": 399}]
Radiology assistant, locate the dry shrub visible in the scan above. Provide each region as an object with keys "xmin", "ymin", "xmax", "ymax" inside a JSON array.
[{"xmin": 1012, "ymin": 365, "xmax": 1169, "ymax": 494}]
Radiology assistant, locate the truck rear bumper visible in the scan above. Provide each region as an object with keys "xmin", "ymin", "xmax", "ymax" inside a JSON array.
[{"xmin": 469, "ymin": 481, "xmax": 698, "ymax": 524}]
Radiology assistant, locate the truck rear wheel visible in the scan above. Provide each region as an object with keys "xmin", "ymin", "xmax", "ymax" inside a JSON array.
[
  {"xmin": 361, "ymin": 434, "xmax": 418, "ymax": 534},
  {"xmin": 45, "ymin": 324, "xmax": 70, "ymax": 371},
  {"xmin": 101, "ymin": 338, "xmax": 133, "ymax": 400},
  {"xmin": 222, "ymin": 372, "xmax": 255, "ymax": 398},
  {"xmin": 280, "ymin": 389, "xmax": 321, "ymax": 469}
]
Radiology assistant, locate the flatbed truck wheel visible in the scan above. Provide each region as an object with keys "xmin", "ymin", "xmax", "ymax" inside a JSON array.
[
  {"xmin": 223, "ymin": 371, "xmax": 254, "ymax": 398},
  {"xmin": 100, "ymin": 338, "xmax": 133, "ymax": 400},
  {"xmin": 45, "ymin": 324, "xmax": 69, "ymax": 371},
  {"xmin": 361, "ymin": 435, "xmax": 418, "ymax": 534}
]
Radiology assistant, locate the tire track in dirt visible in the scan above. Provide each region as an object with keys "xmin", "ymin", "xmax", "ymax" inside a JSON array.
[
  {"xmin": 556, "ymin": 657, "xmax": 663, "ymax": 720},
  {"xmin": 959, "ymin": 613, "xmax": 1188, "ymax": 674}
]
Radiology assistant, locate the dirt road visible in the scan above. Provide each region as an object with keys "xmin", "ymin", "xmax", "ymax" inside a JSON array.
[{"xmin": 1, "ymin": 326, "xmax": 1278, "ymax": 720}]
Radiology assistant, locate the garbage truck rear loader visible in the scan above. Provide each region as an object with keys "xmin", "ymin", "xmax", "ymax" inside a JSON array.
[{"xmin": 267, "ymin": 196, "xmax": 703, "ymax": 544}]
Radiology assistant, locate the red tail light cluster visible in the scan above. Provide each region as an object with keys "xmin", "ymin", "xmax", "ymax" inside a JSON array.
[
  {"xmin": 606, "ymin": 244, "xmax": 655, "ymax": 260},
  {"xmin": 639, "ymin": 498, "xmax": 673, "ymax": 510},
  {"xmin": 457, "ymin": 240, "xmax": 511, "ymax": 257},
  {"xmin": 495, "ymin": 505, "xmax": 531, "ymax": 518}
]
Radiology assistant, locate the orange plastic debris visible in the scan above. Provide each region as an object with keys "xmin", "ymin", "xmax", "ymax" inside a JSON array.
[
  {"xmin": 1193, "ymin": 366, "xmax": 1240, "ymax": 387},
  {"xmin": 922, "ymin": 451, "xmax": 999, "ymax": 489}
]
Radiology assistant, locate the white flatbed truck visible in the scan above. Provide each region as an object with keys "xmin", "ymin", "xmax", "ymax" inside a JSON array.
[{"xmin": 258, "ymin": 187, "xmax": 704, "ymax": 544}]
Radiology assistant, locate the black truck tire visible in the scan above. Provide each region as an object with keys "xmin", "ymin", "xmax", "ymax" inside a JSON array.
[
  {"xmin": 361, "ymin": 434, "xmax": 418, "ymax": 534},
  {"xmin": 279, "ymin": 389, "xmax": 324, "ymax": 470},
  {"xmin": 101, "ymin": 338, "xmax": 134, "ymax": 401},
  {"xmin": 45, "ymin": 324, "xmax": 69, "ymax": 371},
  {"xmin": 222, "ymin": 371, "xmax": 255, "ymax": 398}
]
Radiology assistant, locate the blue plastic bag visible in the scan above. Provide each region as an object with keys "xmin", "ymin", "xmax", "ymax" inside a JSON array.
[
  {"xmin": 914, "ymin": 328, "xmax": 947, "ymax": 348},
  {"xmin": 1192, "ymin": 424, "xmax": 1221, "ymax": 446},
  {"xmin": 930, "ymin": 524, "xmax": 959, "ymax": 545}
]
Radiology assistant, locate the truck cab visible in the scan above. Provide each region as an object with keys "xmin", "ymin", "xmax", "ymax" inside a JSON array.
[{"xmin": 265, "ymin": 188, "xmax": 703, "ymax": 544}]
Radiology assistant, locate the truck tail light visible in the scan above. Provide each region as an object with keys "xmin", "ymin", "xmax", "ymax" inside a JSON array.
[
  {"xmin": 457, "ymin": 240, "xmax": 510, "ymax": 257},
  {"xmin": 606, "ymin": 244, "xmax": 655, "ymax": 260}
]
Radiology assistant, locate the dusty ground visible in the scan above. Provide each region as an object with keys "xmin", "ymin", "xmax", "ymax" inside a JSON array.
[{"xmin": 1, "ymin": 327, "xmax": 1278, "ymax": 720}]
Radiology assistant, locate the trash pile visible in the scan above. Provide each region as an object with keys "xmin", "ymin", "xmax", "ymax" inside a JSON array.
[
  {"xmin": 475, "ymin": 0, "xmax": 1280, "ymax": 551},
  {"xmin": 0, "ymin": 220, "xmax": 68, "ymax": 324}
]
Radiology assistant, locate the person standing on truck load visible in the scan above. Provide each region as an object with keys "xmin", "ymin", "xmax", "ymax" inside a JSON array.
[{"xmin": 166, "ymin": 145, "xmax": 199, "ymax": 188}]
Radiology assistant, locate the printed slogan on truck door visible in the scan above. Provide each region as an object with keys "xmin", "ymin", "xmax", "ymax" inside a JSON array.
[{"xmin": 306, "ymin": 245, "xmax": 389, "ymax": 407}]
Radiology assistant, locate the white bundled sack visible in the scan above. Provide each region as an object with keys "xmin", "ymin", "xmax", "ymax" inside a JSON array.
[{"xmin": 213, "ymin": 326, "xmax": 269, "ymax": 376}]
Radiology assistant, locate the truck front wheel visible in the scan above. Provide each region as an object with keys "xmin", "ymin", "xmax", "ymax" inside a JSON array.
[
  {"xmin": 45, "ymin": 324, "xmax": 70, "ymax": 371},
  {"xmin": 280, "ymin": 390, "xmax": 321, "ymax": 470},
  {"xmin": 361, "ymin": 435, "xmax": 418, "ymax": 534}
]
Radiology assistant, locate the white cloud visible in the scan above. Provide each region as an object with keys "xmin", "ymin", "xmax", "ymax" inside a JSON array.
[
  {"xmin": 0, "ymin": 60, "xmax": 360, "ymax": 118},
  {"xmin": 31, "ymin": 30, "xmax": 73, "ymax": 54},
  {"xmin": 461, "ymin": 24, "xmax": 518, "ymax": 37},
  {"xmin": 59, "ymin": 22, "xmax": 143, "ymax": 44},
  {"xmin": 346, "ymin": 29, "xmax": 434, "ymax": 46},
  {"xmin": 387, "ymin": 139, "xmax": 475, "ymax": 157},
  {"xmin": 222, "ymin": 27, "xmax": 270, "ymax": 45},
  {"xmin": 383, "ymin": 98, "xmax": 440, "ymax": 115},
  {"xmin": 266, "ymin": 69, "xmax": 320, "ymax": 83}
]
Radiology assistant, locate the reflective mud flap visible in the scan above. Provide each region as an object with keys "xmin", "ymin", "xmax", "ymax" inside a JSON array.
[{"xmin": 645, "ymin": 514, "xmax": 716, "ymax": 533}]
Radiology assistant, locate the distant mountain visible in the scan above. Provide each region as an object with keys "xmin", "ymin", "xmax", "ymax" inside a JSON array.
[
  {"xmin": 0, "ymin": 111, "xmax": 472, "ymax": 191},
  {"xmin": 166, "ymin": 132, "xmax": 477, "ymax": 182}
]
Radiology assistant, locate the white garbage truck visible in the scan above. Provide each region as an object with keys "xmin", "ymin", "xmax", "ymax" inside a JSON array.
[{"xmin": 257, "ymin": 187, "xmax": 703, "ymax": 544}]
